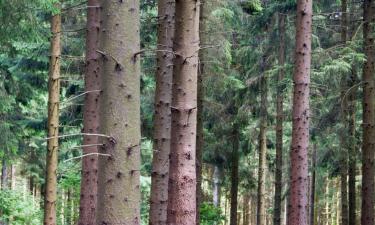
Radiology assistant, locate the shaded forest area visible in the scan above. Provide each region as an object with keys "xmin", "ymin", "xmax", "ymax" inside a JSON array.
[{"xmin": 0, "ymin": 0, "xmax": 374, "ymax": 225}]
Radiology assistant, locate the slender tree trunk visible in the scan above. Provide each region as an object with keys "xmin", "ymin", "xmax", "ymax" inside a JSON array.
[
  {"xmin": 196, "ymin": 1, "xmax": 207, "ymax": 222},
  {"xmin": 166, "ymin": 1, "xmax": 200, "ymax": 224},
  {"xmin": 348, "ymin": 68, "xmax": 357, "ymax": 225},
  {"xmin": 361, "ymin": 1, "xmax": 375, "ymax": 225},
  {"xmin": 339, "ymin": 1, "xmax": 349, "ymax": 225},
  {"xmin": 257, "ymin": 56, "xmax": 267, "ymax": 225},
  {"xmin": 243, "ymin": 194, "xmax": 249, "ymax": 225},
  {"xmin": 148, "ymin": 1, "xmax": 175, "ymax": 225},
  {"xmin": 78, "ymin": 1, "xmax": 101, "ymax": 224},
  {"xmin": 44, "ymin": 5, "xmax": 61, "ymax": 225},
  {"xmin": 230, "ymin": 129, "xmax": 239, "ymax": 225},
  {"xmin": 274, "ymin": 12, "xmax": 285, "ymax": 225},
  {"xmin": 213, "ymin": 165, "xmax": 221, "ymax": 207},
  {"xmin": 96, "ymin": 0, "xmax": 141, "ymax": 223},
  {"xmin": 287, "ymin": 1, "xmax": 312, "ymax": 225},
  {"xmin": 309, "ymin": 144, "xmax": 316, "ymax": 225},
  {"xmin": 1, "ymin": 159, "xmax": 7, "ymax": 190}
]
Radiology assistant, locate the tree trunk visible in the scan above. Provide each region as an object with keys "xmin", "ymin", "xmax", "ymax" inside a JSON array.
[
  {"xmin": 96, "ymin": 0, "xmax": 141, "ymax": 224},
  {"xmin": 287, "ymin": 1, "xmax": 312, "ymax": 225},
  {"xmin": 274, "ymin": 12, "xmax": 285, "ymax": 225},
  {"xmin": 213, "ymin": 165, "xmax": 221, "ymax": 207},
  {"xmin": 10, "ymin": 165, "xmax": 15, "ymax": 190},
  {"xmin": 309, "ymin": 144, "xmax": 316, "ymax": 225},
  {"xmin": 149, "ymin": 1, "xmax": 175, "ymax": 225},
  {"xmin": 44, "ymin": 5, "xmax": 61, "ymax": 225},
  {"xmin": 1, "ymin": 159, "xmax": 7, "ymax": 190},
  {"xmin": 361, "ymin": 1, "xmax": 375, "ymax": 225},
  {"xmin": 257, "ymin": 56, "xmax": 267, "ymax": 225},
  {"xmin": 196, "ymin": 1, "xmax": 208, "ymax": 223},
  {"xmin": 243, "ymin": 195, "xmax": 249, "ymax": 225},
  {"xmin": 78, "ymin": 1, "xmax": 101, "ymax": 224},
  {"xmin": 340, "ymin": 1, "xmax": 349, "ymax": 224},
  {"xmin": 166, "ymin": 0, "xmax": 200, "ymax": 224},
  {"xmin": 348, "ymin": 68, "xmax": 357, "ymax": 225},
  {"xmin": 230, "ymin": 129, "xmax": 239, "ymax": 225}
]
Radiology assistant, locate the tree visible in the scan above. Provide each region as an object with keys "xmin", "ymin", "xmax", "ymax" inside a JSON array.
[
  {"xmin": 230, "ymin": 127, "xmax": 239, "ymax": 225},
  {"xmin": 287, "ymin": 0, "xmax": 312, "ymax": 225},
  {"xmin": 78, "ymin": 0, "xmax": 101, "ymax": 224},
  {"xmin": 96, "ymin": 0, "xmax": 141, "ymax": 223},
  {"xmin": 273, "ymin": 12, "xmax": 286, "ymax": 225},
  {"xmin": 166, "ymin": 0, "xmax": 200, "ymax": 223},
  {"xmin": 361, "ymin": 0, "xmax": 375, "ymax": 224},
  {"xmin": 149, "ymin": 0, "xmax": 175, "ymax": 224},
  {"xmin": 44, "ymin": 4, "xmax": 61, "ymax": 225},
  {"xmin": 257, "ymin": 55, "xmax": 267, "ymax": 225}
]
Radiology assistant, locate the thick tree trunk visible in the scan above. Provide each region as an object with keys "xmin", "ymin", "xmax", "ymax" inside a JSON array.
[
  {"xmin": 78, "ymin": 1, "xmax": 101, "ymax": 224},
  {"xmin": 1, "ymin": 159, "xmax": 7, "ymax": 190},
  {"xmin": 96, "ymin": 0, "xmax": 141, "ymax": 224},
  {"xmin": 166, "ymin": 0, "xmax": 200, "ymax": 224},
  {"xmin": 149, "ymin": 1, "xmax": 175, "ymax": 224},
  {"xmin": 230, "ymin": 129, "xmax": 239, "ymax": 225},
  {"xmin": 361, "ymin": 1, "xmax": 375, "ymax": 225},
  {"xmin": 274, "ymin": 12, "xmax": 285, "ymax": 225},
  {"xmin": 287, "ymin": 1, "xmax": 312, "ymax": 225},
  {"xmin": 213, "ymin": 165, "xmax": 221, "ymax": 207},
  {"xmin": 257, "ymin": 56, "xmax": 267, "ymax": 225},
  {"xmin": 44, "ymin": 6, "xmax": 61, "ymax": 225},
  {"xmin": 340, "ymin": 1, "xmax": 349, "ymax": 225},
  {"xmin": 309, "ymin": 145, "xmax": 316, "ymax": 225},
  {"xmin": 348, "ymin": 68, "xmax": 357, "ymax": 225}
]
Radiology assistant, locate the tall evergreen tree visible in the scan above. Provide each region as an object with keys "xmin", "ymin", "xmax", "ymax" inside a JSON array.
[
  {"xmin": 166, "ymin": 0, "xmax": 200, "ymax": 224},
  {"xmin": 149, "ymin": 0, "xmax": 175, "ymax": 224},
  {"xmin": 44, "ymin": 4, "xmax": 61, "ymax": 225},
  {"xmin": 274, "ymin": 12, "xmax": 286, "ymax": 225},
  {"xmin": 78, "ymin": 0, "xmax": 101, "ymax": 224},
  {"xmin": 96, "ymin": 0, "xmax": 141, "ymax": 223},
  {"xmin": 288, "ymin": 0, "xmax": 312, "ymax": 225},
  {"xmin": 361, "ymin": 0, "xmax": 375, "ymax": 224}
]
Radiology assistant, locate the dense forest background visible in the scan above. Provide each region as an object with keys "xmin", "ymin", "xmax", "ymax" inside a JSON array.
[{"xmin": 0, "ymin": 0, "xmax": 373, "ymax": 225}]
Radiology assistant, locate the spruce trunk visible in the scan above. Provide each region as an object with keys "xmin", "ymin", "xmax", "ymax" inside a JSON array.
[
  {"xmin": 257, "ymin": 57, "xmax": 267, "ymax": 225},
  {"xmin": 149, "ymin": 0, "xmax": 175, "ymax": 224},
  {"xmin": 287, "ymin": 0, "xmax": 312, "ymax": 225},
  {"xmin": 44, "ymin": 7, "xmax": 61, "ymax": 225},
  {"xmin": 96, "ymin": 0, "xmax": 141, "ymax": 224},
  {"xmin": 274, "ymin": 13, "xmax": 285, "ymax": 225},
  {"xmin": 78, "ymin": 0, "xmax": 101, "ymax": 224},
  {"xmin": 230, "ymin": 129, "xmax": 239, "ymax": 225},
  {"xmin": 348, "ymin": 68, "xmax": 357, "ymax": 225},
  {"xmin": 1, "ymin": 159, "xmax": 7, "ymax": 190},
  {"xmin": 361, "ymin": 0, "xmax": 375, "ymax": 224},
  {"xmin": 166, "ymin": 0, "xmax": 200, "ymax": 224}
]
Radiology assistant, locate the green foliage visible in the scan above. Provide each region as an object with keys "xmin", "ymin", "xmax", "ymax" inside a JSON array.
[
  {"xmin": 199, "ymin": 202, "xmax": 226, "ymax": 225},
  {"xmin": 0, "ymin": 189, "xmax": 42, "ymax": 225}
]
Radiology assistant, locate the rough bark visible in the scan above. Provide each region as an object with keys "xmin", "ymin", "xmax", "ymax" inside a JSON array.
[
  {"xmin": 257, "ymin": 56, "xmax": 267, "ymax": 225},
  {"xmin": 96, "ymin": 0, "xmax": 141, "ymax": 224},
  {"xmin": 230, "ymin": 129, "xmax": 239, "ymax": 225},
  {"xmin": 166, "ymin": 0, "xmax": 200, "ymax": 224},
  {"xmin": 287, "ymin": 1, "xmax": 312, "ymax": 225},
  {"xmin": 148, "ymin": 1, "xmax": 175, "ymax": 225},
  {"xmin": 213, "ymin": 165, "xmax": 221, "ymax": 207},
  {"xmin": 78, "ymin": 1, "xmax": 101, "ymax": 224},
  {"xmin": 309, "ymin": 144, "xmax": 316, "ymax": 225},
  {"xmin": 361, "ymin": 1, "xmax": 375, "ymax": 224},
  {"xmin": 274, "ymin": 12, "xmax": 285, "ymax": 225},
  {"xmin": 44, "ymin": 6, "xmax": 61, "ymax": 225},
  {"xmin": 1, "ymin": 159, "xmax": 7, "ymax": 190}
]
